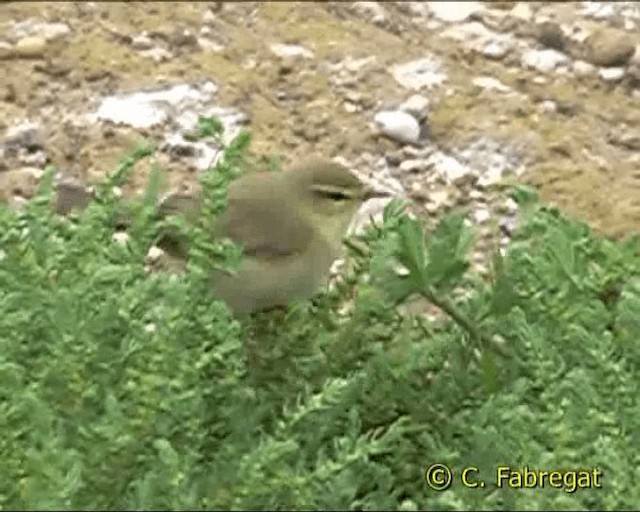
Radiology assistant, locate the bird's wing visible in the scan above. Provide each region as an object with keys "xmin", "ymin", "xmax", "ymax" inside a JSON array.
[{"xmin": 216, "ymin": 179, "xmax": 313, "ymax": 260}]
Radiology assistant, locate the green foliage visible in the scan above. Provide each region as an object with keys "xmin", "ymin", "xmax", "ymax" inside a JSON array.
[{"xmin": 1, "ymin": 119, "xmax": 639, "ymax": 510}]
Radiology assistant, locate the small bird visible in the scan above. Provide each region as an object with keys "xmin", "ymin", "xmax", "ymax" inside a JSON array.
[
  {"xmin": 52, "ymin": 157, "xmax": 384, "ymax": 315},
  {"xmin": 158, "ymin": 157, "xmax": 384, "ymax": 315}
]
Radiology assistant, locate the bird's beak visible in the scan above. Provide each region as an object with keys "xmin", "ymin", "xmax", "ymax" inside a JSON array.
[{"xmin": 362, "ymin": 185, "xmax": 391, "ymax": 201}]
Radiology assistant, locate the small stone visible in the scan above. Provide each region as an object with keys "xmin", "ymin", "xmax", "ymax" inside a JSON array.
[
  {"xmin": 510, "ymin": 2, "xmax": 532, "ymax": 22},
  {"xmin": 399, "ymin": 94, "xmax": 430, "ymax": 120},
  {"xmin": 203, "ymin": 10, "xmax": 217, "ymax": 25},
  {"xmin": 390, "ymin": 57, "xmax": 447, "ymax": 90},
  {"xmin": 0, "ymin": 41, "xmax": 13, "ymax": 59},
  {"xmin": 141, "ymin": 47, "xmax": 172, "ymax": 62},
  {"xmin": 539, "ymin": 100, "xmax": 557, "ymax": 113},
  {"xmin": 429, "ymin": 189, "xmax": 450, "ymax": 208},
  {"xmin": 536, "ymin": 21, "xmax": 565, "ymax": 50},
  {"xmin": 428, "ymin": 2, "xmax": 483, "ymax": 23},
  {"xmin": 585, "ymin": 29, "xmax": 635, "ymax": 67},
  {"xmin": 582, "ymin": 2, "xmax": 616, "ymax": 20},
  {"xmin": 269, "ymin": 43, "xmax": 313, "ymax": 59},
  {"xmin": 353, "ymin": 2, "xmax": 387, "ymax": 24},
  {"xmin": 521, "ymin": 48, "xmax": 570, "ymax": 73},
  {"xmin": 131, "ymin": 33, "xmax": 154, "ymax": 50},
  {"xmin": 374, "ymin": 110, "xmax": 421, "ymax": 145},
  {"xmin": 10, "ymin": 20, "xmax": 71, "ymax": 41},
  {"xmin": 399, "ymin": 159, "xmax": 427, "ymax": 173},
  {"xmin": 472, "ymin": 76, "xmax": 511, "ymax": 93},
  {"xmin": 598, "ymin": 67, "xmax": 625, "ymax": 82},
  {"xmin": 482, "ymin": 40, "xmax": 510, "ymax": 59},
  {"xmin": 472, "ymin": 207, "xmax": 491, "ymax": 224},
  {"xmin": 14, "ymin": 35, "xmax": 47, "ymax": 58},
  {"xmin": 429, "ymin": 152, "xmax": 471, "ymax": 183},
  {"xmin": 112, "ymin": 232, "xmax": 130, "ymax": 245},
  {"xmin": 572, "ymin": 60, "xmax": 596, "ymax": 77}
]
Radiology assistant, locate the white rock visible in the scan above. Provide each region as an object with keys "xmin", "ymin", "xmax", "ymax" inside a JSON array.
[
  {"xmin": 140, "ymin": 47, "xmax": 173, "ymax": 63},
  {"xmin": 353, "ymin": 1, "xmax": 386, "ymax": 23},
  {"xmin": 472, "ymin": 76, "xmax": 511, "ymax": 93},
  {"xmin": 427, "ymin": 1, "xmax": 483, "ymax": 23},
  {"xmin": 503, "ymin": 197, "xmax": 519, "ymax": 213},
  {"xmin": 95, "ymin": 83, "xmax": 219, "ymax": 129},
  {"xmin": 15, "ymin": 36, "xmax": 46, "ymax": 58},
  {"xmin": 131, "ymin": 33, "xmax": 154, "ymax": 50},
  {"xmin": 112, "ymin": 232, "xmax": 130, "ymax": 245},
  {"xmin": 539, "ymin": 100, "xmax": 557, "ymax": 113},
  {"xmin": 349, "ymin": 196, "xmax": 395, "ymax": 235},
  {"xmin": 146, "ymin": 245, "xmax": 165, "ymax": 262},
  {"xmin": 203, "ymin": 10, "xmax": 217, "ymax": 25},
  {"xmin": 399, "ymin": 159, "xmax": 427, "ymax": 173},
  {"xmin": 472, "ymin": 207, "xmax": 491, "ymax": 224},
  {"xmin": 0, "ymin": 41, "xmax": 13, "ymax": 59},
  {"xmin": 599, "ymin": 67, "xmax": 626, "ymax": 82},
  {"xmin": 482, "ymin": 40, "xmax": 510, "ymax": 59},
  {"xmin": 573, "ymin": 60, "xmax": 596, "ymax": 77},
  {"xmin": 521, "ymin": 48, "xmax": 570, "ymax": 73},
  {"xmin": 198, "ymin": 37, "xmax": 225, "ymax": 52},
  {"xmin": 510, "ymin": 2, "xmax": 533, "ymax": 21},
  {"xmin": 390, "ymin": 57, "xmax": 447, "ymax": 90},
  {"xmin": 428, "ymin": 152, "xmax": 471, "ymax": 183},
  {"xmin": 10, "ymin": 19, "xmax": 71, "ymax": 40},
  {"xmin": 269, "ymin": 43, "xmax": 313, "ymax": 59},
  {"xmin": 399, "ymin": 94, "xmax": 430, "ymax": 119},
  {"xmin": 581, "ymin": 2, "xmax": 616, "ymax": 20},
  {"xmin": 427, "ymin": 190, "xmax": 450, "ymax": 209},
  {"xmin": 374, "ymin": 110, "xmax": 421, "ymax": 145}
]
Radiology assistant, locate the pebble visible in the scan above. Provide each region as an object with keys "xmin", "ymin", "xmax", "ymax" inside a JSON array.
[
  {"xmin": 427, "ymin": 2, "xmax": 483, "ymax": 23},
  {"xmin": 352, "ymin": 2, "xmax": 387, "ymax": 24},
  {"xmin": 390, "ymin": 57, "xmax": 447, "ymax": 90},
  {"xmin": 373, "ymin": 110, "xmax": 421, "ymax": 145},
  {"xmin": 428, "ymin": 152, "xmax": 471, "ymax": 183},
  {"xmin": 399, "ymin": 159, "xmax": 427, "ymax": 173},
  {"xmin": 427, "ymin": 189, "xmax": 451, "ymax": 209},
  {"xmin": 10, "ymin": 20, "xmax": 71, "ymax": 41},
  {"xmin": 521, "ymin": 48, "xmax": 570, "ymax": 73},
  {"xmin": 535, "ymin": 21, "xmax": 566, "ymax": 51},
  {"xmin": 598, "ymin": 67, "xmax": 626, "ymax": 82},
  {"xmin": 482, "ymin": 40, "xmax": 511, "ymax": 59},
  {"xmin": 112, "ymin": 232, "xmax": 130, "ymax": 245},
  {"xmin": 131, "ymin": 33, "xmax": 154, "ymax": 50},
  {"xmin": 398, "ymin": 94, "xmax": 430, "ymax": 120},
  {"xmin": 585, "ymin": 29, "xmax": 636, "ymax": 67},
  {"xmin": 139, "ymin": 47, "xmax": 173, "ymax": 63},
  {"xmin": 95, "ymin": 83, "xmax": 220, "ymax": 129},
  {"xmin": 269, "ymin": 43, "xmax": 314, "ymax": 59},
  {"xmin": 0, "ymin": 42, "xmax": 12, "ymax": 59},
  {"xmin": 472, "ymin": 207, "xmax": 491, "ymax": 224},
  {"xmin": 539, "ymin": 100, "xmax": 557, "ymax": 113},
  {"xmin": 472, "ymin": 76, "xmax": 511, "ymax": 93},
  {"xmin": 14, "ymin": 36, "xmax": 47, "ymax": 58},
  {"xmin": 572, "ymin": 60, "xmax": 596, "ymax": 77},
  {"xmin": 510, "ymin": 2, "xmax": 533, "ymax": 22}
]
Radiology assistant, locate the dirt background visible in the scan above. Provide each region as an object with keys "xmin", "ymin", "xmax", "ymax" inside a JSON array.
[{"xmin": 1, "ymin": 1, "xmax": 639, "ymax": 241}]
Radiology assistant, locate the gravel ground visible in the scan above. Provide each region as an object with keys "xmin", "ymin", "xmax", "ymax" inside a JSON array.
[{"xmin": 1, "ymin": 1, "xmax": 639, "ymax": 259}]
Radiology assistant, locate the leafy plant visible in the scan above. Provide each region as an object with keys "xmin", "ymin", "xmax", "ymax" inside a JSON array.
[{"xmin": 0, "ymin": 119, "xmax": 639, "ymax": 510}]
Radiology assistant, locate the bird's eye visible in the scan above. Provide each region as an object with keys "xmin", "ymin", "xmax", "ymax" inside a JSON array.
[{"xmin": 324, "ymin": 191, "xmax": 349, "ymax": 202}]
